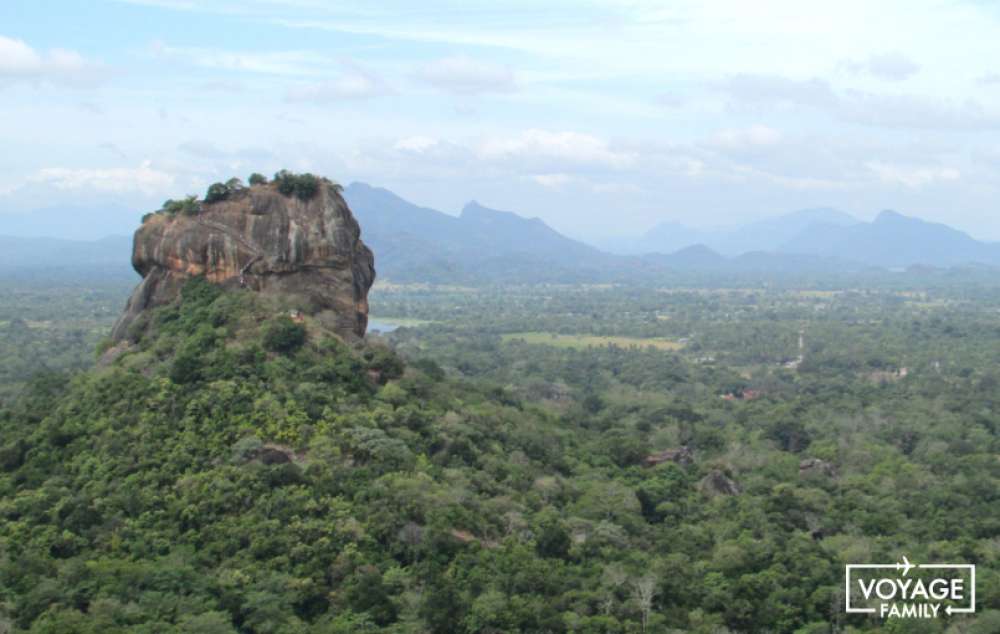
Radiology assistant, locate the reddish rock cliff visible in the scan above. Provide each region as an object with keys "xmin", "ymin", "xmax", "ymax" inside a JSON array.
[{"xmin": 111, "ymin": 179, "xmax": 374, "ymax": 342}]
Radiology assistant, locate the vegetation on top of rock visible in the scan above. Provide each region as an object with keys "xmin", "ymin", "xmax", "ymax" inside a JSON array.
[
  {"xmin": 204, "ymin": 182, "xmax": 230, "ymax": 204},
  {"xmin": 158, "ymin": 195, "xmax": 201, "ymax": 217},
  {"xmin": 203, "ymin": 177, "xmax": 246, "ymax": 204},
  {"xmin": 273, "ymin": 170, "xmax": 322, "ymax": 201},
  {"xmin": 144, "ymin": 171, "xmax": 341, "ymax": 224}
]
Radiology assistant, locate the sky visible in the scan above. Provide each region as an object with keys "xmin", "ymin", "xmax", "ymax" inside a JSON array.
[{"xmin": 3, "ymin": 0, "xmax": 1000, "ymax": 243}]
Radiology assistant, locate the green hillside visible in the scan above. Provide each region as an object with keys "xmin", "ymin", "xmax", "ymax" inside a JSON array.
[{"xmin": 1, "ymin": 279, "xmax": 999, "ymax": 633}]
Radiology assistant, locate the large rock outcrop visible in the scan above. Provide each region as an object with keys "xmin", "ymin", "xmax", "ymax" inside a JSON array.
[{"xmin": 111, "ymin": 179, "xmax": 374, "ymax": 342}]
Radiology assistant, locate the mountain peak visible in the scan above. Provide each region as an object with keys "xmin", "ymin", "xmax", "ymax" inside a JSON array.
[
  {"xmin": 874, "ymin": 209, "xmax": 907, "ymax": 223},
  {"xmin": 674, "ymin": 243, "xmax": 722, "ymax": 258}
]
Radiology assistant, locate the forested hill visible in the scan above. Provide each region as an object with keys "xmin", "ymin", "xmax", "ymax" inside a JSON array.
[{"xmin": 3, "ymin": 277, "xmax": 1000, "ymax": 632}]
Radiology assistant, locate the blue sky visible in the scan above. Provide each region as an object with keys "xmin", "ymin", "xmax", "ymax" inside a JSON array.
[{"xmin": 3, "ymin": 0, "xmax": 1000, "ymax": 242}]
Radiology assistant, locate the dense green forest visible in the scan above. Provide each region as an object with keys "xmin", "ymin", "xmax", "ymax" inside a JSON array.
[
  {"xmin": 0, "ymin": 278, "xmax": 133, "ymax": 406},
  {"xmin": 1, "ymin": 277, "xmax": 999, "ymax": 632}
]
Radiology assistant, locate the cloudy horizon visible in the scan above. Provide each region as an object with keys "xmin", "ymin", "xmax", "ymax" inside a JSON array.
[{"xmin": 4, "ymin": 0, "xmax": 1000, "ymax": 243}]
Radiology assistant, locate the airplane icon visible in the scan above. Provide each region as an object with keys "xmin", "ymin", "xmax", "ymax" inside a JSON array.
[{"xmin": 896, "ymin": 556, "xmax": 914, "ymax": 576}]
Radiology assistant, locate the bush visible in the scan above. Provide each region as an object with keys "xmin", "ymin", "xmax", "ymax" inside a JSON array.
[
  {"xmin": 364, "ymin": 346, "xmax": 405, "ymax": 381},
  {"xmin": 262, "ymin": 315, "xmax": 307, "ymax": 354},
  {"xmin": 274, "ymin": 170, "xmax": 296, "ymax": 196},
  {"xmin": 248, "ymin": 172, "xmax": 267, "ymax": 186},
  {"xmin": 204, "ymin": 182, "xmax": 230, "ymax": 204},
  {"xmin": 205, "ymin": 179, "xmax": 245, "ymax": 204},
  {"xmin": 273, "ymin": 170, "xmax": 322, "ymax": 201},
  {"xmin": 162, "ymin": 195, "xmax": 200, "ymax": 216},
  {"xmin": 170, "ymin": 348, "xmax": 202, "ymax": 384},
  {"xmin": 293, "ymin": 173, "xmax": 319, "ymax": 200},
  {"xmin": 161, "ymin": 199, "xmax": 181, "ymax": 215}
]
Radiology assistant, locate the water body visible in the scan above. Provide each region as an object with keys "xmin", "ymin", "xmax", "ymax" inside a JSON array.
[{"xmin": 366, "ymin": 318, "xmax": 400, "ymax": 334}]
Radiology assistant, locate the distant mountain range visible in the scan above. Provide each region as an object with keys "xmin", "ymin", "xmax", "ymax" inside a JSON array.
[
  {"xmin": 3, "ymin": 182, "xmax": 1000, "ymax": 283},
  {"xmin": 603, "ymin": 206, "xmax": 1000, "ymax": 269},
  {"xmin": 777, "ymin": 209, "xmax": 1000, "ymax": 268},
  {"xmin": 0, "ymin": 203, "xmax": 143, "ymax": 241},
  {"xmin": 0, "ymin": 234, "xmax": 135, "ymax": 283},
  {"xmin": 344, "ymin": 183, "xmax": 1000, "ymax": 279},
  {"xmin": 604, "ymin": 207, "xmax": 861, "ymax": 256},
  {"xmin": 343, "ymin": 182, "xmax": 622, "ymax": 282},
  {"xmin": 0, "ymin": 234, "xmax": 132, "ymax": 269}
]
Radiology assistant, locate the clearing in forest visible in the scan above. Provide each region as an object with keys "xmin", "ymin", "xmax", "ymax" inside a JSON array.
[{"xmin": 502, "ymin": 332, "xmax": 684, "ymax": 351}]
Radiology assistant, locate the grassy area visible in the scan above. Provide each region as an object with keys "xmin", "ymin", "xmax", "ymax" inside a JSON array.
[
  {"xmin": 368, "ymin": 316, "xmax": 435, "ymax": 327},
  {"xmin": 502, "ymin": 331, "xmax": 684, "ymax": 351}
]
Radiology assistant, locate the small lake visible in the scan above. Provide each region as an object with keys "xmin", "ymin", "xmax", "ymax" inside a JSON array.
[{"xmin": 366, "ymin": 318, "xmax": 400, "ymax": 333}]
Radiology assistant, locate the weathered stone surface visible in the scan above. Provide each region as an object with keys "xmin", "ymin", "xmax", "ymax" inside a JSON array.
[
  {"xmin": 643, "ymin": 446, "xmax": 693, "ymax": 467},
  {"xmin": 698, "ymin": 469, "xmax": 741, "ymax": 497},
  {"xmin": 111, "ymin": 180, "xmax": 374, "ymax": 342},
  {"xmin": 798, "ymin": 457, "xmax": 838, "ymax": 478}
]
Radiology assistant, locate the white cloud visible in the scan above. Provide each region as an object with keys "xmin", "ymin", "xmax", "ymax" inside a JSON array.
[
  {"xmin": 591, "ymin": 181, "xmax": 642, "ymax": 194},
  {"xmin": 415, "ymin": 56, "xmax": 516, "ymax": 95},
  {"xmin": 711, "ymin": 125, "xmax": 782, "ymax": 149},
  {"xmin": 29, "ymin": 161, "xmax": 175, "ymax": 195},
  {"xmin": 393, "ymin": 136, "xmax": 439, "ymax": 153},
  {"xmin": 0, "ymin": 35, "xmax": 101, "ymax": 85},
  {"xmin": 867, "ymin": 162, "xmax": 960, "ymax": 188},
  {"xmin": 531, "ymin": 173, "xmax": 572, "ymax": 188},
  {"xmin": 653, "ymin": 92, "xmax": 685, "ymax": 108},
  {"xmin": 842, "ymin": 52, "xmax": 920, "ymax": 81},
  {"xmin": 720, "ymin": 73, "xmax": 1000, "ymax": 130},
  {"xmin": 285, "ymin": 71, "xmax": 389, "ymax": 102},
  {"xmin": 479, "ymin": 129, "xmax": 635, "ymax": 170},
  {"xmin": 977, "ymin": 72, "xmax": 1000, "ymax": 86},
  {"xmin": 718, "ymin": 74, "xmax": 838, "ymax": 109},
  {"xmin": 152, "ymin": 40, "xmax": 331, "ymax": 76}
]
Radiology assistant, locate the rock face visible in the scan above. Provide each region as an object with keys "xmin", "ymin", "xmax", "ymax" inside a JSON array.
[
  {"xmin": 698, "ymin": 469, "xmax": 741, "ymax": 497},
  {"xmin": 643, "ymin": 446, "xmax": 693, "ymax": 467},
  {"xmin": 799, "ymin": 458, "xmax": 837, "ymax": 478},
  {"xmin": 111, "ymin": 180, "xmax": 374, "ymax": 342}
]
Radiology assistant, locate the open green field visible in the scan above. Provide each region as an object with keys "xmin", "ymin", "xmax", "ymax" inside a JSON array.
[
  {"xmin": 368, "ymin": 316, "xmax": 435, "ymax": 328},
  {"xmin": 502, "ymin": 331, "xmax": 685, "ymax": 350}
]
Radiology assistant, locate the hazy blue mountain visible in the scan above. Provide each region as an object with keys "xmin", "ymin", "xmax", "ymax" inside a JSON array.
[
  {"xmin": 0, "ymin": 234, "xmax": 136, "ymax": 283},
  {"xmin": 623, "ymin": 222, "xmax": 713, "ymax": 255},
  {"xmin": 345, "ymin": 184, "xmax": 1000, "ymax": 279},
  {"xmin": 343, "ymin": 182, "xmax": 616, "ymax": 282},
  {"xmin": 779, "ymin": 210, "xmax": 1000, "ymax": 267},
  {"xmin": 640, "ymin": 244, "xmax": 728, "ymax": 270},
  {"xmin": 638, "ymin": 244, "xmax": 855, "ymax": 274},
  {"xmin": 0, "ymin": 234, "xmax": 131, "ymax": 267},
  {"xmin": 0, "ymin": 204, "xmax": 142, "ymax": 240},
  {"xmin": 715, "ymin": 207, "xmax": 859, "ymax": 254},
  {"xmin": 625, "ymin": 207, "xmax": 860, "ymax": 255}
]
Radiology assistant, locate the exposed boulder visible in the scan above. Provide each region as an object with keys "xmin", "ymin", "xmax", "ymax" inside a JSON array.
[
  {"xmin": 111, "ymin": 176, "xmax": 374, "ymax": 343},
  {"xmin": 643, "ymin": 446, "xmax": 693, "ymax": 467},
  {"xmin": 257, "ymin": 445, "xmax": 294, "ymax": 465},
  {"xmin": 698, "ymin": 469, "xmax": 741, "ymax": 497},
  {"xmin": 799, "ymin": 457, "xmax": 837, "ymax": 478}
]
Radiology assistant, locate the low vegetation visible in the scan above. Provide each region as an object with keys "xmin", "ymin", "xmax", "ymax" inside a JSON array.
[
  {"xmin": 501, "ymin": 331, "xmax": 684, "ymax": 351},
  {"xmin": 145, "ymin": 171, "xmax": 327, "ymax": 221}
]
